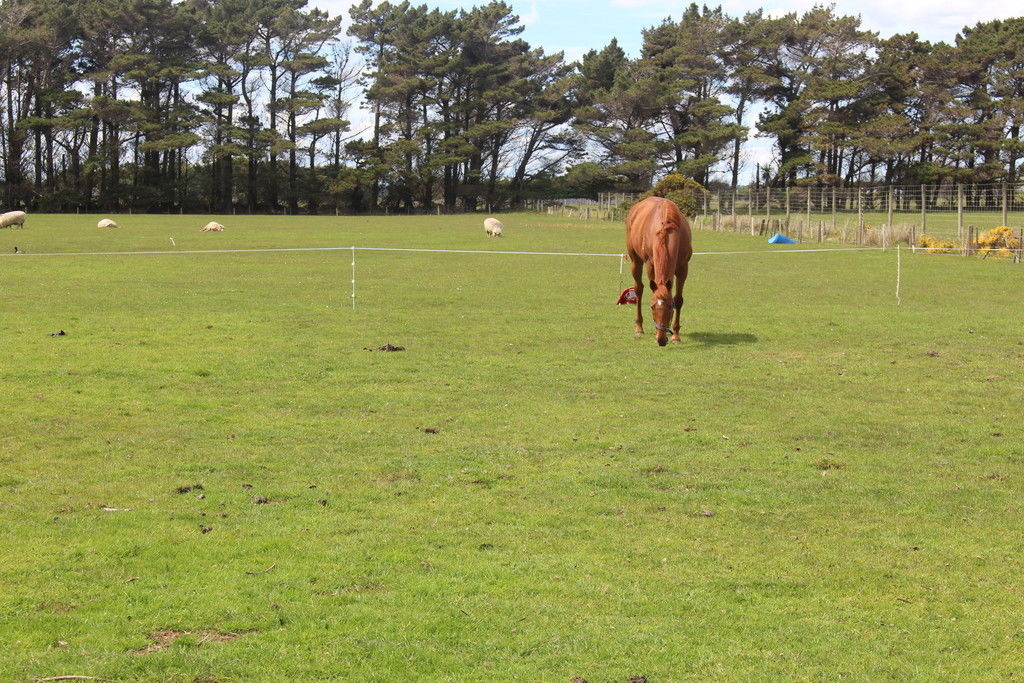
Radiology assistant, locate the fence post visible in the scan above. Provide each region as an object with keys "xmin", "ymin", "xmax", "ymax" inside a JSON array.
[
  {"xmin": 806, "ymin": 187, "xmax": 811, "ymax": 242},
  {"xmin": 1003, "ymin": 182, "xmax": 1009, "ymax": 226},
  {"xmin": 920, "ymin": 184, "xmax": 926, "ymax": 235},
  {"xmin": 766, "ymin": 185, "xmax": 771, "ymax": 219},
  {"xmin": 831, "ymin": 186, "xmax": 837, "ymax": 236},
  {"xmin": 785, "ymin": 185, "xmax": 791, "ymax": 229},
  {"xmin": 858, "ymin": 188, "xmax": 864, "ymax": 245},
  {"xmin": 957, "ymin": 184, "xmax": 964, "ymax": 239},
  {"xmin": 887, "ymin": 186, "xmax": 894, "ymax": 233}
]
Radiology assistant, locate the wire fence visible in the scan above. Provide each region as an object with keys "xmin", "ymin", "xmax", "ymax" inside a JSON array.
[{"xmin": 527, "ymin": 182, "xmax": 1024, "ymax": 253}]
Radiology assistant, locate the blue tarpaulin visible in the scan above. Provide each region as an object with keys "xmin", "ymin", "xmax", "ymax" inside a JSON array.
[{"xmin": 767, "ymin": 233, "xmax": 797, "ymax": 244}]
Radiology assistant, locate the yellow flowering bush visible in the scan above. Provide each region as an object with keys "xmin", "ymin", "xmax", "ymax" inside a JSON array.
[
  {"xmin": 918, "ymin": 235, "xmax": 960, "ymax": 253},
  {"xmin": 975, "ymin": 226, "xmax": 1021, "ymax": 258},
  {"xmin": 919, "ymin": 227, "xmax": 1021, "ymax": 258}
]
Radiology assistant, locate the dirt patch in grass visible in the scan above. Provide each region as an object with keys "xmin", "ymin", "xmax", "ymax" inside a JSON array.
[
  {"xmin": 134, "ymin": 629, "xmax": 252, "ymax": 655},
  {"xmin": 814, "ymin": 458, "xmax": 846, "ymax": 471},
  {"xmin": 134, "ymin": 630, "xmax": 187, "ymax": 655},
  {"xmin": 365, "ymin": 344, "xmax": 405, "ymax": 352},
  {"xmin": 36, "ymin": 601, "xmax": 77, "ymax": 614},
  {"xmin": 380, "ymin": 470, "xmax": 420, "ymax": 482}
]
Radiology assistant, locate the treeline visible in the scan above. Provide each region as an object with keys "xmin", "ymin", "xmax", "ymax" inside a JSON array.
[{"xmin": 1, "ymin": 0, "xmax": 1022, "ymax": 214}]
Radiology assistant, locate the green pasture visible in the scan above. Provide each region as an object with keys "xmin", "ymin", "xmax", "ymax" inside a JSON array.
[{"xmin": 1, "ymin": 213, "xmax": 1022, "ymax": 680}]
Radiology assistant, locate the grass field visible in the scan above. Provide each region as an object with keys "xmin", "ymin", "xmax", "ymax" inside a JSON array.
[{"xmin": 1, "ymin": 213, "xmax": 1022, "ymax": 680}]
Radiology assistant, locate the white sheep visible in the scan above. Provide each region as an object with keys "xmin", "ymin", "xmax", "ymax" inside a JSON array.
[
  {"xmin": 0, "ymin": 211, "xmax": 27, "ymax": 229},
  {"xmin": 201, "ymin": 221, "xmax": 225, "ymax": 232},
  {"xmin": 483, "ymin": 217, "xmax": 503, "ymax": 237},
  {"xmin": 97, "ymin": 218, "xmax": 118, "ymax": 228}
]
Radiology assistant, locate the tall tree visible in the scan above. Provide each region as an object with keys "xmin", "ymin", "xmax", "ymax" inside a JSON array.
[{"xmin": 641, "ymin": 4, "xmax": 742, "ymax": 186}]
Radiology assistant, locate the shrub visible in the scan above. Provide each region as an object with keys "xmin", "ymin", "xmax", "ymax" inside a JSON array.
[
  {"xmin": 975, "ymin": 226, "xmax": 1021, "ymax": 258},
  {"xmin": 640, "ymin": 174, "xmax": 706, "ymax": 218},
  {"xmin": 918, "ymin": 227, "xmax": 1021, "ymax": 258},
  {"xmin": 918, "ymin": 235, "xmax": 960, "ymax": 254}
]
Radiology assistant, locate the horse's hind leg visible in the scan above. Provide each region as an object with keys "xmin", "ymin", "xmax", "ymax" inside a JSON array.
[
  {"xmin": 671, "ymin": 262, "xmax": 688, "ymax": 343},
  {"xmin": 631, "ymin": 257, "xmax": 645, "ymax": 336}
]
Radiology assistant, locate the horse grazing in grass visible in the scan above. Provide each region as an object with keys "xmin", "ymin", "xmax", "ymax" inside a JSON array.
[{"xmin": 625, "ymin": 196, "xmax": 693, "ymax": 346}]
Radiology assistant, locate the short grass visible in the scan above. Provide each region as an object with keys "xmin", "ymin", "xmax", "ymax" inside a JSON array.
[{"xmin": 1, "ymin": 213, "xmax": 1022, "ymax": 680}]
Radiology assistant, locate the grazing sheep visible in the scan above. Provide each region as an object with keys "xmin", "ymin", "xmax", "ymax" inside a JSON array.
[
  {"xmin": 201, "ymin": 221, "xmax": 225, "ymax": 232},
  {"xmin": 0, "ymin": 211, "xmax": 27, "ymax": 229},
  {"xmin": 483, "ymin": 217, "xmax": 503, "ymax": 237},
  {"xmin": 97, "ymin": 218, "xmax": 118, "ymax": 229}
]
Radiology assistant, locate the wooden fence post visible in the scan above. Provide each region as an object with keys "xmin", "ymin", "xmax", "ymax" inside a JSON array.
[
  {"xmin": 957, "ymin": 184, "xmax": 964, "ymax": 239},
  {"xmin": 805, "ymin": 186, "xmax": 811, "ymax": 242},
  {"xmin": 785, "ymin": 185, "xmax": 791, "ymax": 229},
  {"xmin": 920, "ymin": 184, "xmax": 927, "ymax": 235},
  {"xmin": 858, "ymin": 188, "xmax": 864, "ymax": 245},
  {"xmin": 1002, "ymin": 182, "xmax": 1009, "ymax": 227},
  {"xmin": 887, "ymin": 186, "xmax": 894, "ymax": 233},
  {"xmin": 766, "ymin": 185, "xmax": 772, "ymax": 219},
  {"xmin": 831, "ymin": 186, "xmax": 837, "ymax": 235}
]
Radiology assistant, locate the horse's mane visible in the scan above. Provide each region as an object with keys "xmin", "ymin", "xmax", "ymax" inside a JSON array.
[{"xmin": 651, "ymin": 198, "xmax": 680, "ymax": 288}]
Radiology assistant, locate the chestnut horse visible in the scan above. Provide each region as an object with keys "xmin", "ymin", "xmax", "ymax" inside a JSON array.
[{"xmin": 625, "ymin": 196, "xmax": 693, "ymax": 346}]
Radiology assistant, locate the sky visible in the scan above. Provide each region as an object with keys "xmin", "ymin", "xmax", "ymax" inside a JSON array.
[
  {"xmin": 310, "ymin": 0, "xmax": 1022, "ymax": 179},
  {"xmin": 313, "ymin": 0, "xmax": 1023, "ymax": 60}
]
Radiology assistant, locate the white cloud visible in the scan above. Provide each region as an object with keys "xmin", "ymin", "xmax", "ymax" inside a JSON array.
[
  {"xmin": 521, "ymin": 0, "xmax": 540, "ymax": 26},
  {"xmin": 723, "ymin": 0, "xmax": 1021, "ymax": 41}
]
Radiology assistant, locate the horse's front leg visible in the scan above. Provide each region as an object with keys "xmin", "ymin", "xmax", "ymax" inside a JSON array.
[
  {"xmin": 631, "ymin": 257, "xmax": 645, "ymax": 336},
  {"xmin": 671, "ymin": 263, "xmax": 688, "ymax": 343}
]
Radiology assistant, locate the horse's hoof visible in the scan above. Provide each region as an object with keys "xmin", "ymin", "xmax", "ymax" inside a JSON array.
[
  {"xmin": 634, "ymin": 331, "xmax": 644, "ymax": 337},
  {"xmin": 671, "ymin": 337, "xmax": 681, "ymax": 344}
]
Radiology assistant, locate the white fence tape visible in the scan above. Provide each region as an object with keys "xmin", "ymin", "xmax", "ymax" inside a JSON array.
[{"xmin": 0, "ymin": 245, "xmax": 888, "ymax": 259}]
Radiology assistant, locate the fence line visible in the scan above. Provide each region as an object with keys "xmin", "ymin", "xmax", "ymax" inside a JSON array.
[
  {"xmin": 0, "ymin": 244, "xmax": 887, "ymax": 259},
  {"xmin": 528, "ymin": 183, "xmax": 1024, "ymax": 249},
  {"xmin": 580, "ymin": 182, "xmax": 1024, "ymax": 235}
]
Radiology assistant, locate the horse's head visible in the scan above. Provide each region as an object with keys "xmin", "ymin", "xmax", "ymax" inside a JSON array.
[{"xmin": 651, "ymin": 283, "xmax": 674, "ymax": 346}]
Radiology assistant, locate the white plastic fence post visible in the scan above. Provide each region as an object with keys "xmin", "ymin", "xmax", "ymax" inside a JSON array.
[{"xmin": 351, "ymin": 246, "xmax": 356, "ymax": 309}]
